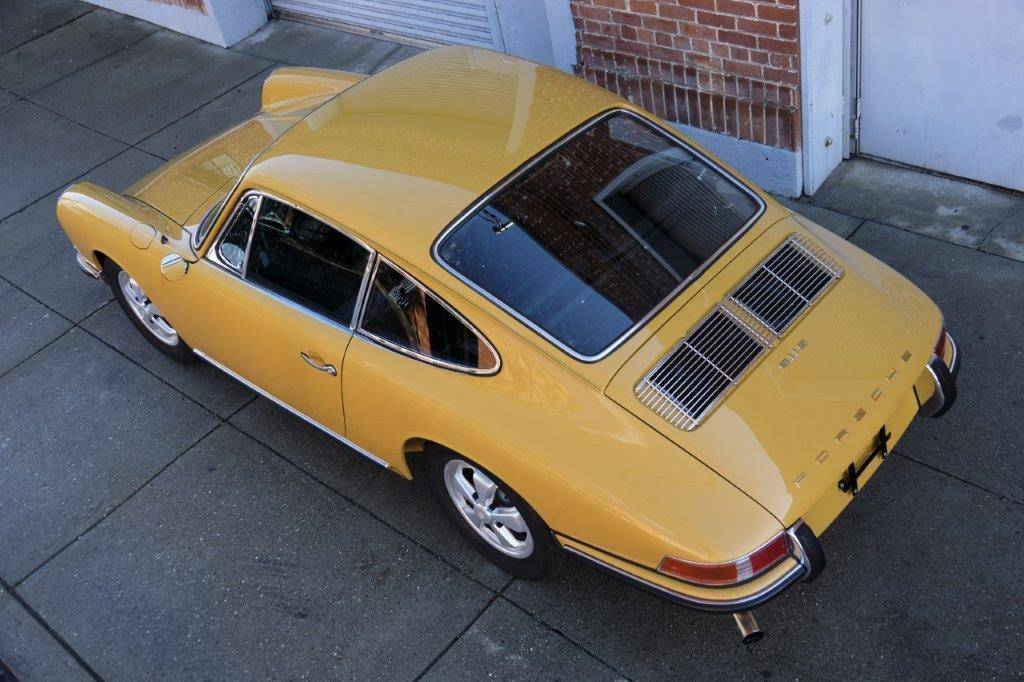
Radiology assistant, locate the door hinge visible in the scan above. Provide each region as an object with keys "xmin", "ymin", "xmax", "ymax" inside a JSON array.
[{"xmin": 852, "ymin": 97, "xmax": 862, "ymax": 144}]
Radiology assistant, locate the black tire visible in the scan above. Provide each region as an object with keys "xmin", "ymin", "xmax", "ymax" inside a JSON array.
[
  {"xmin": 106, "ymin": 260, "xmax": 194, "ymax": 363},
  {"xmin": 425, "ymin": 446, "xmax": 564, "ymax": 580}
]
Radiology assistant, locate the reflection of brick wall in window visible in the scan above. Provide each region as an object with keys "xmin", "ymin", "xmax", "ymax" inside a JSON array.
[
  {"xmin": 150, "ymin": 0, "xmax": 208, "ymax": 13},
  {"xmin": 570, "ymin": 0, "xmax": 800, "ymax": 151},
  {"xmin": 491, "ymin": 119, "xmax": 679, "ymax": 321}
]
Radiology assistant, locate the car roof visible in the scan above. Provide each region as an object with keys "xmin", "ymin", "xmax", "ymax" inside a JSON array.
[{"xmin": 244, "ymin": 45, "xmax": 624, "ymax": 267}]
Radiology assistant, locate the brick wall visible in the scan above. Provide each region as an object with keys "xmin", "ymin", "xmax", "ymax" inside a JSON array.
[{"xmin": 571, "ymin": 0, "xmax": 801, "ymax": 151}]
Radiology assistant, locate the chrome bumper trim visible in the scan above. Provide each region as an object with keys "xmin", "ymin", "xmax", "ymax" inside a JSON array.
[
  {"xmin": 920, "ymin": 331, "xmax": 960, "ymax": 418},
  {"xmin": 564, "ymin": 520, "xmax": 822, "ymax": 613},
  {"xmin": 74, "ymin": 251, "xmax": 102, "ymax": 279}
]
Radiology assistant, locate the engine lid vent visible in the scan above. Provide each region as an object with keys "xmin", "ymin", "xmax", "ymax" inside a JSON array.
[
  {"xmin": 729, "ymin": 232, "xmax": 843, "ymax": 335},
  {"xmin": 635, "ymin": 305, "xmax": 770, "ymax": 430}
]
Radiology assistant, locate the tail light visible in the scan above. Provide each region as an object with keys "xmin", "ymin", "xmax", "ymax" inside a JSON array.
[
  {"xmin": 934, "ymin": 326, "xmax": 948, "ymax": 359},
  {"xmin": 658, "ymin": 532, "xmax": 791, "ymax": 587}
]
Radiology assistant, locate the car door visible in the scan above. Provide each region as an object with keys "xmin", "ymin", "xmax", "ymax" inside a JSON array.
[
  {"xmin": 340, "ymin": 257, "xmax": 500, "ymax": 462},
  {"xmin": 168, "ymin": 191, "xmax": 373, "ymax": 437}
]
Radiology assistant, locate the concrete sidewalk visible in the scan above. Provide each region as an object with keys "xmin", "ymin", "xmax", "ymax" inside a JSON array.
[{"xmin": 0, "ymin": 1, "xmax": 1022, "ymax": 678}]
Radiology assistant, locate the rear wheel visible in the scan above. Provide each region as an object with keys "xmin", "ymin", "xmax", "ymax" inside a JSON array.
[
  {"xmin": 107, "ymin": 261, "xmax": 193, "ymax": 363},
  {"xmin": 426, "ymin": 447, "xmax": 563, "ymax": 580}
]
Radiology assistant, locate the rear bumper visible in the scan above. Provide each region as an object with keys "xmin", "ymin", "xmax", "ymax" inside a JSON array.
[
  {"xmin": 920, "ymin": 330, "xmax": 960, "ymax": 418},
  {"xmin": 564, "ymin": 520, "xmax": 825, "ymax": 613}
]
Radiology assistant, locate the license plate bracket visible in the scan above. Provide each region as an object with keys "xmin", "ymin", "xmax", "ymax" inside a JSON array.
[{"xmin": 837, "ymin": 426, "xmax": 891, "ymax": 495}]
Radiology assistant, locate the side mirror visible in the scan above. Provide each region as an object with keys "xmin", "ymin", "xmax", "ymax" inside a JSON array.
[{"xmin": 160, "ymin": 253, "xmax": 189, "ymax": 282}]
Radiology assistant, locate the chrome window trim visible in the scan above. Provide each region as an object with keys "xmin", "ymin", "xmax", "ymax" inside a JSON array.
[
  {"xmin": 193, "ymin": 349, "xmax": 389, "ymax": 469},
  {"xmin": 204, "ymin": 188, "xmax": 376, "ymax": 334},
  {"xmin": 356, "ymin": 255, "xmax": 502, "ymax": 376},
  {"xmin": 430, "ymin": 107, "xmax": 767, "ymax": 364}
]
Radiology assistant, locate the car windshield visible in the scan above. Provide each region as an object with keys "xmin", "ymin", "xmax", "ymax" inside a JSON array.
[{"xmin": 435, "ymin": 111, "xmax": 763, "ymax": 358}]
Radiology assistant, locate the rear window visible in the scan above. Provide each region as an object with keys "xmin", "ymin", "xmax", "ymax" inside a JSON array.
[{"xmin": 435, "ymin": 111, "xmax": 763, "ymax": 359}]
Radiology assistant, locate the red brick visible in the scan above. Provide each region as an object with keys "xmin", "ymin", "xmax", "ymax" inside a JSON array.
[
  {"xmin": 658, "ymin": 4, "xmax": 696, "ymax": 21},
  {"xmin": 677, "ymin": 0, "xmax": 716, "ymax": 10},
  {"xmin": 763, "ymin": 66, "xmax": 798, "ymax": 85},
  {"xmin": 724, "ymin": 58, "xmax": 762, "ymax": 79},
  {"xmin": 751, "ymin": 101, "xmax": 765, "ymax": 143},
  {"xmin": 619, "ymin": 24, "xmax": 638, "ymax": 40},
  {"xmin": 637, "ymin": 27, "xmax": 656, "ymax": 42},
  {"xmin": 736, "ymin": 17, "xmax": 777, "ymax": 36},
  {"xmin": 641, "ymin": 15, "xmax": 679, "ymax": 33},
  {"xmin": 578, "ymin": 4, "xmax": 612, "ymax": 21},
  {"xmin": 718, "ymin": 30, "xmax": 757, "ymax": 48},
  {"xmin": 650, "ymin": 45, "xmax": 689, "ymax": 62},
  {"xmin": 710, "ymin": 41, "xmax": 730, "ymax": 57},
  {"xmin": 715, "ymin": 0, "xmax": 755, "ymax": 17},
  {"xmin": 631, "ymin": 0, "xmax": 657, "ymax": 13},
  {"xmin": 758, "ymin": 36, "xmax": 798, "ymax": 54},
  {"xmin": 663, "ymin": 82, "xmax": 678, "ymax": 121},
  {"xmin": 757, "ymin": 3, "xmax": 797, "ymax": 22},
  {"xmin": 699, "ymin": 91, "xmax": 713, "ymax": 129},
  {"xmin": 695, "ymin": 10, "xmax": 735, "ymax": 29},
  {"xmin": 769, "ymin": 53, "xmax": 793, "ymax": 69},
  {"xmin": 611, "ymin": 9, "xmax": 642, "ymax": 26},
  {"xmin": 680, "ymin": 21, "xmax": 717, "ymax": 40},
  {"xmin": 593, "ymin": 0, "xmax": 628, "ymax": 8},
  {"xmin": 749, "ymin": 48, "xmax": 769, "ymax": 64},
  {"xmin": 778, "ymin": 22, "xmax": 797, "ymax": 39}
]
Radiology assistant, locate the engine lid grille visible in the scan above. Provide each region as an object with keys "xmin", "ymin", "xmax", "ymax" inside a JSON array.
[
  {"xmin": 635, "ymin": 306, "xmax": 770, "ymax": 430},
  {"xmin": 729, "ymin": 232, "xmax": 843, "ymax": 335}
]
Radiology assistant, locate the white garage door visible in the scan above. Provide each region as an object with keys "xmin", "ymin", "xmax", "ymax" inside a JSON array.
[
  {"xmin": 272, "ymin": 0, "xmax": 502, "ymax": 49},
  {"xmin": 859, "ymin": 0, "xmax": 1024, "ymax": 191}
]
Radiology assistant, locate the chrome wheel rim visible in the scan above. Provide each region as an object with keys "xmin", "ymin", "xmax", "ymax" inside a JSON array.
[
  {"xmin": 443, "ymin": 459, "xmax": 534, "ymax": 559},
  {"xmin": 117, "ymin": 270, "xmax": 178, "ymax": 346}
]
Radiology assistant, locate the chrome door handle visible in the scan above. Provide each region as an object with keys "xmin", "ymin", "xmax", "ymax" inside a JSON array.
[{"xmin": 300, "ymin": 352, "xmax": 337, "ymax": 376}]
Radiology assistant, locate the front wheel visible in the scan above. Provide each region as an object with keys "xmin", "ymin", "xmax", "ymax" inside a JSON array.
[
  {"xmin": 107, "ymin": 261, "xmax": 193, "ymax": 363},
  {"xmin": 426, "ymin": 447, "xmax": 563, "ymax": 580}
]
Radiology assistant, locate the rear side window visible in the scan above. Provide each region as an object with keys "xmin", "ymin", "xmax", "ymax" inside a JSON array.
[
  {"xmin": 436, "ymin": 111, "xmax": 763, "ymax": 358},
  {"xmin": 359, "ymin": 260, "xmax": 498, "ymax": 373}
]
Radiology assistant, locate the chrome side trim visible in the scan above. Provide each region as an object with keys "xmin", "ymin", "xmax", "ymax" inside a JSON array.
[
  {"xmin": 193, "ymin": 349, "xmax": 389, "ymax": 469},
  {"xmin": 74, "ymin": 250, "xmax": 103, "ymax": 279},
  {"xmin": 430, "ymin": 107, "xmax": 768, "ymax": 364},
  {"xmin": 355, "ymin": 254, "xmax": 502, "ymax": 376}
]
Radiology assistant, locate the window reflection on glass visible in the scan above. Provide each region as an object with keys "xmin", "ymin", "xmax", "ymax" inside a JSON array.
[
  {"xmin": 245, "ymin": 197, "xmax": 370, "ymax": 325},
  {"xmin": 361, "ymin": 261, "xmax": 498, "ymax": 372},
  {"xmin": 438, "ymin": 112, "xmax": 762, "ymax": 357},
  {"xmin": 217, "ymin": 194, "xmax": 258, "ymax": 271}
]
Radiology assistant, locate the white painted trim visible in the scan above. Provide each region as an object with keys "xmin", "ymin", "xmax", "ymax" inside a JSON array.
[
  {"xmin": 799, "ymin": 0, "xmax": 847, "ymax": 195},
  {"xmin": 672, "ymin": 123, "xmax": 802, "ymax": 198},
  {"xmin": 84, "ymin": 0, "xmax": 267, "ymax": 46}
]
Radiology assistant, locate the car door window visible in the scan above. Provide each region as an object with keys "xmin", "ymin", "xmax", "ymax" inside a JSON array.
[
  {"xmin": 241, "ymin": 195, "xmax": 371, "ymax": 326},
  {"xmin": 217, "ymin": 194, "xmax": 258, "ymax": 272},
  {"xmin": 359, "ymin": 260, "xmax": 499, "ymax": 373}
]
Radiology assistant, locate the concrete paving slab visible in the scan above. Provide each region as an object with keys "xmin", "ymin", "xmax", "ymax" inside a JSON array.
[
  {"xmin": 423, "ymin": 598, "xmax": 623, "ymax": 680},
  {"xmin": 0, "ymin": 148, "xmax": 164, "ymax": 322},
  {"xmin": 811, "ymin": 158, "xmax": 1024, "ymax": 248},
  {"xmin": 0, "ymin": 99, "xmax": 124, "ymax": 220},
  {"xmin": 772, "ymin": 194, "xmax": 863, "ymax": 238},
  {"xmin": 232, "ymin": 20, "xmax": 406, "ymax": 73},
  {"xmin": 230, "ymin": 397, "xmax": 511, "ymax": 590},
  {"xmin": 507, "ymin": 459, "xmax": 1024, "ymax": 678},
  {"xmin": 0, "ymin": 0, "xmax": 92, "ymax": 54},
  {"xmin": 0, "ymin": 279, "xmax": 70, "ymax": 376},
  {"xmin": 18, "ymin": 424, "xmax": 492, "ymax": 679},
  {"xmin": 0, "ymin": 9, "xmax": 157, "ymax": 96},
  {"xmin": 82, "ymin": 301, "xmax": 254, "ymax": 418},
  {"xmin": 138, "ymin": 65, "xmax": 274, "ymax": 160},
  {"xmin": 851, "ymin": 222, "xmax": 1024, "ymax": 503},
  {"xmin": 980, "ymin": 208, "xmax": 1024, "ymax": 262},
  {"xmin": 0, "ymin": 88, "xmax": 17, "ymax": 110},
  {"xmin": 0, "ymin": 328, "xmax": 218, "ymax": 583},
  {"xmin": 370, "ymin": 43, "xmax": 425, "ymax": 74},
  {"xmin": 0, "ymin": 590, "xmax": 90, "ymax": 681},
  {"xmin": 31, "ymin": 29, "xmax": 272, "ymax": 144}
]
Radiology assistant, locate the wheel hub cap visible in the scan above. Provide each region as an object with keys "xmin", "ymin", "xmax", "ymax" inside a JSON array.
[
  {"xmin": 443, "ymin": 459, "xmax": 534, "ymax": 559},
  {"xmin": 117, "ymin": 270, "xmax": 179, "ymax": 346}
]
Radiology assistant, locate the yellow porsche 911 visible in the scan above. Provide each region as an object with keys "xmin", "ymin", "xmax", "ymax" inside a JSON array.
[{"xmin": 57, "ymin": 46, "xmax": 959, "ymax": 642}]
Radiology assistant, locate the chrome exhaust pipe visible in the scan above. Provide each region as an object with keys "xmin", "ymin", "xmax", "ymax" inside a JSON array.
[{"xmin": 732, "ymin": 611, "xmax": 764, "ymax": 644}]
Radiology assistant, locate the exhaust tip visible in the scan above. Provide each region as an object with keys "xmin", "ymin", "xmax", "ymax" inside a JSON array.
[{"xmin": 732, "ymin": 611, "xmax": 764, "ymax": 644}]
